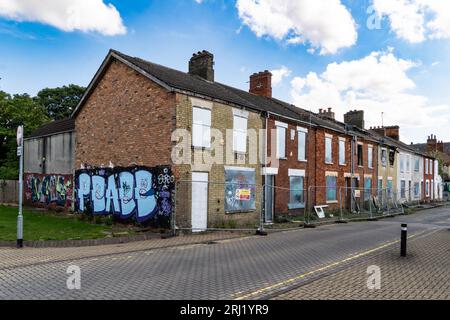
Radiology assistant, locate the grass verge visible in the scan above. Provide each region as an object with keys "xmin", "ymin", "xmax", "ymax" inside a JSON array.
[{"xmin": 0, "ymin": 205, "xmax": 134, "ymax": 241}]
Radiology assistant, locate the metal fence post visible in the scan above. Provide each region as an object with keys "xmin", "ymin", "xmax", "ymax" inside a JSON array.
[
  {"xmin": 171, "ymin": 182, "xmax": 177, "ymax": 237},
  {"xmin": 257, "ymin": 185, "xmax": 266, "ymax": 235},
  {"xmin": 307, "ymin": 186, "xmax": 312, "ymax": 225}
]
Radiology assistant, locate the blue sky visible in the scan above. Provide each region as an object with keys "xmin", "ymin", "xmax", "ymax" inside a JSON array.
[{"xmin": 0, "ymin": 0, "xmax": 449, "ymax": 143}]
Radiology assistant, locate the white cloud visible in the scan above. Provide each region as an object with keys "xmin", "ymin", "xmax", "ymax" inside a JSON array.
[
  {"xmin": 271, "ymin": 66, "xmax": 291, "ymax": 86},
  {"xmin": 0, "ymin": 0, "xmax": 126, "ymax": 36},
  {"xmin": 236, "ymin": 0, "xmax": 357, "ymax": 55},
  {"xmin": 290, "ymin": 49, "xmax": 450, "ymax": 142},
  {"xmin": 373, "ymin": 0, "xmax": 450, "ymax": 43}
]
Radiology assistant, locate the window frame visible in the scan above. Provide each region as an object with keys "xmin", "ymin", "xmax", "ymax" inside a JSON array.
[
  {"xmin": 381, "ymin": 148, "xmax": 387, "ymax": 167},
  {"xmin": 297, "ymin": 127, "xmax": 308, "ymax": 162},
  {"xmin": 325, "ymin": 135, "xmax": 333, "ymax": 164},
  {"xmin": 192, "ymin": 106, "xmax": 212, "ymax": 148},
  {"xmin": 414, "ymin": 157, "xmax": 420, "ymax": 172},
  {"xmin": 357, "ymin": 143, "xmax": 364, "ymax": 167},
  {"xmin": 232, "ymin": 114, "xmax": 248, "ymax": 154},
  {"xmin": 288, "ymin": 174, "xmax": 305, "ymax": 209},
  {"xmin": 339, "ymin": 138, "xmax": 346, "ymax": 166},
  {"xmin": 326, "ymin": 175, "xmax": 337, "ymax": 202},
  {"xmin": 275, "ymin": 121, "xmax": 287, "ymax": 160},
  {"xmin": 368, "ymin": 145, "xmax": 373, "ymax": 169},
  {"xmin": 400, "ymin": 180, "xmax": 406, "ymax": 199}
]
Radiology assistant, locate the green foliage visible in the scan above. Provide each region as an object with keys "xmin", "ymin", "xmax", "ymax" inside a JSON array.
[
  {"xmin": 0, "ymin": 91, "xmax": 49, "ymax": 179},
  {"xmin": 0, "ymin": 85, "xmax": 85, "ymax": 179},
  {"xmin": 35, "ymin": 84, "xmax": 85, "ymax": 120}
]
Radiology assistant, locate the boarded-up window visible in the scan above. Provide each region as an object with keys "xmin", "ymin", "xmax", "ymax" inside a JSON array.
[{"xmin": 224, "ymin": 167, "xmax": 256, "ymax": 213}]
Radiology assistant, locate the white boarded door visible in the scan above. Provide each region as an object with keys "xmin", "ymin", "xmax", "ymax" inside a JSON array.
[{"xmin": 191, "ymin": 172, "xmax": 208, "ymax": 232}]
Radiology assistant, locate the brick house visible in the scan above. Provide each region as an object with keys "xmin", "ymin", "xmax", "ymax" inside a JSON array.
[
  {"xmin": 69, "ymin": 49, "xmax": 383, "ymax": 227},
  {"xmin": 411, "ymin": 135, "xmax": 449, "ymax": 198},
  {"xmin": 423, "ymin": 154, "xmax": 435, "ymax": 201},
  {"xmin": 71, "ymin": 49, "xmax": 334, "ymax": 230},
  {"xmin": 26, "ymin": 48, "xmax": 439, "ymax": 229},
  {"xmin": 244, "ymin": 71, "xmax": 317, "ymax": 222},
  {"xmin": 310, "ymin": 110, "xmax": 379, "ymax": 213},
  {"xmin": 370, "ymin": 126, "xmax": 436, "ymax": 204}
]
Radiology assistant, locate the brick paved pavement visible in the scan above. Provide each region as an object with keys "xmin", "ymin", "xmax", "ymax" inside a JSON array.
[
  {"xmin": 0, "ymin": 206, "xmax": 448, "ymax": 300},
  {"xmin": 272, "ymin": 229, "xmax": 450, "ymax": 300},
  {"xmin": 0, "ymin": 231, "xmax": 252, "ymax": 270}
]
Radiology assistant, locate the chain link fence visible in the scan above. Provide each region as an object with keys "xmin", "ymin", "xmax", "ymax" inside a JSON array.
[
  {"xmin": 304, "ymin": 186, "xmax": 405, "ymax": 225},
  {"xmin": 174, "ymin": 180, "xmax": 263, "ymax": 233},
  {"xmin": 339, "ymin": 187, "xmax": 404, "ymax": 221},
  {"xmin": 261, "ymin": 184, "xmax": 308, "ymax": 230},
  {"xmin": 173, "ymin": 180, "xmax": 440, "ymax": 233}
]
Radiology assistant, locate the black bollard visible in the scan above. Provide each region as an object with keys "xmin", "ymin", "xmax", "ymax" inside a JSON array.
[{"xmin": 401, "ymin": 224, "xmax": 407, "ymax": 257}]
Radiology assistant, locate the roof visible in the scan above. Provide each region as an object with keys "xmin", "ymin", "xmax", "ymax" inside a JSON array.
[
  {"xmin": 25, "ymin": 118, "xmax": 75, "ymax": 139},
  {"xmin": 367, "ymin": 130, "xmax": 430, "ymax": 156},
  {"xmin": 69, "ymin": 49, "xmax": 401, "ymax": 146},
  {"xmin": 411, "ymin": 142, "xmax": 450, "ymax": 154},
  {"xmin": 72, "ymin": 50, "xmax": 347, "ymax": 129}
]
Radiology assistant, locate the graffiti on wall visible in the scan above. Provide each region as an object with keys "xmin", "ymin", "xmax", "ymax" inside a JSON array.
[
  {"xmin": 75, "ymin": 166, "xmax": 174, "ymax": 226},
  {"xmin": 24, "ymin": 173, "xmax": 74, "ymax": 208}
]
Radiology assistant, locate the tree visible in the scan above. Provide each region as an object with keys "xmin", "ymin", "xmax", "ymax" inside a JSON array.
[
  {"xmin": 35, "ymin": 84, "xmax": 85, "ymax": 120},
  {"xmin": 0, "ymin": 91, "xmax": 49, "ymax": 179}
]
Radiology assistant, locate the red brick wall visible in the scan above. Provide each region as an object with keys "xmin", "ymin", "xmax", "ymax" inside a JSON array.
[
  {"xmin": 424, "ymin": 157, "xmax": 434, "ymax": 200},
  {"xmin": 313, "ymin": 128, "xmax": 378, "ymax": 209},
  {"xmin": 265, "ymin": 116, "xmax": 316, "ymax": 215},
  {"xmin": 75, "ymin": 59, "xmax": 176, "ymax": 169}
]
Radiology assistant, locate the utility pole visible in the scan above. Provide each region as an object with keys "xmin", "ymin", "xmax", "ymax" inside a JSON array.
[{"xmin": 17, "ymin": 125, "xmax": 24, "ymax": 248}]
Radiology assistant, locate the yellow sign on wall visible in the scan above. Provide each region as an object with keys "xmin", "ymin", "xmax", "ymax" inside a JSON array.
[{"xmin": 235, "ymin": 189, "xmax": 251, "ymax": 201}]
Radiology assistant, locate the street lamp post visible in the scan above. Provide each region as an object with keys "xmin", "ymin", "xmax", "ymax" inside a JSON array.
[{"xmin": 17, "ymin": 125, "xmax": 24, "ymax": 249}]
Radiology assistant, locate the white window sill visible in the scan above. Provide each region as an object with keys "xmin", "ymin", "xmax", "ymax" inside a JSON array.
[
  {"xmin": 192, "ymin": 146, "xmax": 212, "ymax": 150},
  {"xmin": 298, "ymin": 159, "xmax": 308, "ymax": 163},
  {"xmin": 288, "ymin": 203, "xmax": 305, "ymax": 210},
  {"xmin": 325, "ymin": 162, "xmax": 334, "ymax": 165},
  {"xmin": 339, "ymin": 163, "xmax": 346, "ymax": 166},
  {"xmin": 326, "ymin": 200, "xmax": 338, "ymax": 204}
]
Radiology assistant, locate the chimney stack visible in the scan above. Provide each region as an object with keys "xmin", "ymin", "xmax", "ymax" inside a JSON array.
[
  {"xmin": 369, "ymin": 126, "xmax": 386, "ymax": 137},
  {"xmin": 437, "ymin": 140, "xmax": 444, "ymax": 153},
  {"xmin": 249, "ymin": 71, "xmax": 272, "ymax": 98},
  {"xmin": 344, "ymin": 110, "xmax": 365, "ymax": 129},
  {"xmin": 427, "ymin": 134, "xmax": 437, "ymax": 152},
  {"xmin": 385, "ymin": 126, "xmax": 400, "ymax": 141},
  {"xmin": 189, "ymin": 50, "xmax": 214, "ymax": 82},
  {"xmin": 318, "ymin": 108, "xmax": 335, "ymax": 120}
]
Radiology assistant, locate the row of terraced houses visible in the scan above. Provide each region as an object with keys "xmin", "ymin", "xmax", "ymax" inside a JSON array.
[{"xmin": 23, "ymin": 50, "xmax": 443, "ymax": 230}]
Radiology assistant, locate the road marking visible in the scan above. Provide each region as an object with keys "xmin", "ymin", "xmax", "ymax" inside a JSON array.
[{"xmin": 233, "ymin": 230, "xmax": 433, "ymax": 300}]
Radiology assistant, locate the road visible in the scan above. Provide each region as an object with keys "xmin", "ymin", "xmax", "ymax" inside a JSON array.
[{"xmin": 0, "ymin": 206, "xmax": 449, "ymax": 300}]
